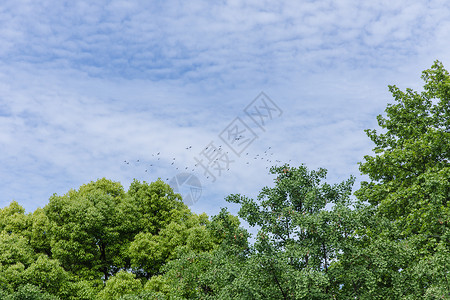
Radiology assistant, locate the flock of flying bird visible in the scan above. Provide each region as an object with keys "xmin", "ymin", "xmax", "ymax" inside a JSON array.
[{"xmin": 123, "ymin": 144, "xmax": 289, "ymax": 182}]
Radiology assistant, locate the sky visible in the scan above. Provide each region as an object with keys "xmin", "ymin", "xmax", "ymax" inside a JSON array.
[{"xmin": 1, "ymin": 0, "xmax": 450, "ymax": 227}]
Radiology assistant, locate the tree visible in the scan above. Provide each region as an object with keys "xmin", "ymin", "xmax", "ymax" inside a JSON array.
[
  {"xmin": 0, "ymin": 232, "xmax": 70, "ymax": 298},
  {"xmin": 128, "ymin": 210, "xmax": 214, "ymax": 278},
  {"xmin": 44, "ymin": 178, "xmax": 129, "ymax": 281},
  {"xmin": 126, "ymin": 179, "xmax": 187, "ymax": 235},
  {"xmin": 225, "ymin": 164, "xmax": 356, "ymax": 299},
  {"xmin": 145, "ymin": 208, "xmax": 250, "ymax": 299},
  {"xmin": 355, "ymin": 60, "xmax": 450, "ymax": 298},
  {"xmin": 0, "ymin": 201, "xmax": 30, "ymax": 236}
]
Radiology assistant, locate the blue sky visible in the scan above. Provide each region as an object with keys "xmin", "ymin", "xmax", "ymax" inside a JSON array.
[{"xmin": 1, "ymin": 0, "xmax": 450, "ymax": 224}]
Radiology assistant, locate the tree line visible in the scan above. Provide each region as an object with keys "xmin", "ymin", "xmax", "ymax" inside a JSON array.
[{"xmin": 0, "ymin": 61, "xmax": 449, "ymax": 299}]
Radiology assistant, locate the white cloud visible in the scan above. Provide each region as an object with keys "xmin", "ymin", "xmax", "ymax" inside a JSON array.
[{"xmin": 0, "ymin": 0, "xmax": 449, "ymax": 220}]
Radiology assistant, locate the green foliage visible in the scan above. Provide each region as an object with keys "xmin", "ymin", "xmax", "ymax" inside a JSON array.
[
  {"xmin": 64, "ymin": 279, "xmax": 102, "ymax": 300},
  {"xmin": 0, "ymin": 232, "xmax": 70, "ymax": 297},
  {"xmin": 0, "ymin": 263, "xmax": 25, "ymax": 293},
  {"xmin": 357, "ymin": 61, "xmax": 449, "ymax": 231},
  {"xmin": 44, "ymin": 178, "xmax": 128, "ymax": 281},
  {"xmin": 96, "ymin": 270, "xmax": 143, "ymax": 300},
  {"xmin": 0, "ymin": 232, "xmax": 34, "ymax": 268},
  {"xmin": 1, "ymin": 284, "xmax": 59, "ymax": 300},
  {"xmin": 28, "ymin": 208, "xmax": 52, "ymax": 256},
  {"xmin": 118, "ymin": 291, "xmax": 168, "ymax": 300},
  {"xmin": 127, "ymin": 179, "xmax": 186, "ymax": 235},
  {"xmin": 226, "ymin": 164, "xmax": 356, "ymax": 299},
  {"xmin": 0, "ymin": 201, "xmax": 27, "ymax": 232},
  {"xmin": 145, "ymin": 208, "xmax": 250, "ymax": 299},
  {"xmin": 23, "ymin": 255, "xmax": 69, "ymax": 297},
  {"xmin": 128, "ymin": 210, "xmax": 216, "ymax": 278},
  {"xmin": 355, "ymin": 60, "xmax": 450, "ymax": 298}
]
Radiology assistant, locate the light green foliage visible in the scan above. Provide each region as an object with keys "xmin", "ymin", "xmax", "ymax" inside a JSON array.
[
  {"xmin": 0, "ymin": 201, "xmax": 30, "ymax": 236},
  {"xmin": 143, "ymin": 275, "xmax": 170, "ymax": 295},
  {"xmin": 0, "ymin": 263, "xmax": 25, "ymax": 293},
  {"xmin": 118, "ymin": 291, "xmax": 168, "ymax": 300},
  {"xmin": 1, "ymin": 284, "xmax": 59, "ymax": 300},
  {"xmin": 207, "ymin": 208, "xmax": 249, "ymax": 252},
  {"xmin": 64, "ymin": 279, "xmax": 102, "ymax": 300},
  {"xmin": 0, "ymin": 232, "xmax": 34, "ymax": 267},
  {"xmin": 23, "ymin": 255, "xmax": 69, "ymax": 297},
  {"xmin": 96, "ymin": 270, "xmax": 143, "ymax": 300},
  {"xmin": 127, "ymin": 179, "xmax": 186, "ymax": 235},
  {"xmin": 0, "ymin": 202, "xmax": 52, "ymax": 257},
  {"xmin": 44, "ymin": 178, "xmax": 128, "ymax": 281},
  {"xmin": 0, "ymin": 233, "xmax": 69, "ymax": 297}
]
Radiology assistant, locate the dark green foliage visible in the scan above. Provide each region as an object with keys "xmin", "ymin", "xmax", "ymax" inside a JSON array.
[
  {"xmin": 355, "ymin": 60, "xmax": 450, "ymax": 299},
  {"xmin": 225, "ymin": 165, "xmax": 356, "ymax": 299}
]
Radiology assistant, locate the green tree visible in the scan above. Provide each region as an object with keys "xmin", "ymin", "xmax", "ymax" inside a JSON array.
[
  {"xmin": 127, "ymin": 179, "xmax": 187, "ymax": 235},
  {"xmin": 147, "ymin": 208, "xmax": 250, "ymax": 299},
  {"xmin": 225, "ymin": 164, "xmax": 356, "ymax": 299},
  {"xmin": 0, "ymin": 202, "xmax": 52, "ymax": 257},
  {"xmin": 43, "ymin": 177, "xmax": 195, "ymax": 282},
  {"xmin": 44, "ymin": 178, "xmax": 129, "ymax": 281},
  {"xmin": 128, "ymin": 211, "xmax": 214, "ymax": 278},
  {"xmin": 0, "ymin": 201, "xmax": 30, "ymax": 236},
  {"xmin": 355, "ymin": 60, "xmax": 450, "ymax": 298},
  {"xmin": 0, "ymin": 232, "xmax": 70, "ymax": 298}
]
